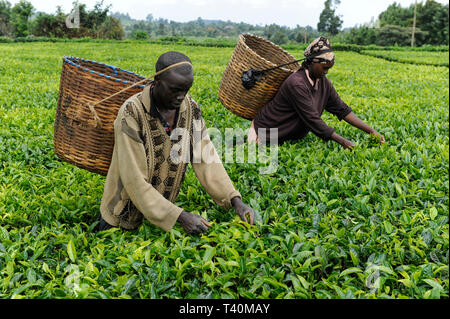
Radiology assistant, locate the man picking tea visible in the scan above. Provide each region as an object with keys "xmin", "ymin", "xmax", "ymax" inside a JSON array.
[{"xmin": 96, "ymin": 51, "xmax": 255, "ymax": 234}]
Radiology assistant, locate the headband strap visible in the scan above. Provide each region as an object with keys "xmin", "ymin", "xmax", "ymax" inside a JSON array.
[
  {"xmin": 87, "ymin": 61, "xmax": 193, "ymax": 128},
  {"xmin": 153, "ymin": 61, "xmax": 193, "ymax": 78}
]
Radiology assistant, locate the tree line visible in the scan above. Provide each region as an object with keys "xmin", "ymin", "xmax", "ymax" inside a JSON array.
[
  {"xmin": 116, "ymin": 12, "xmax": 321, "ymax": 45},
  {"xmin": 332, "ymin": 0, "xmax": 449, "ymax": 46},
  {"xmin": 0, "ymin": 0, "xmax": 448, "ymax": 47}
]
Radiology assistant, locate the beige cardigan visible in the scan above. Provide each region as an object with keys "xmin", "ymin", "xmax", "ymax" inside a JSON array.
[{"xmin": 100, "ymin": 85, "xmax": 241, "ymax": 231}]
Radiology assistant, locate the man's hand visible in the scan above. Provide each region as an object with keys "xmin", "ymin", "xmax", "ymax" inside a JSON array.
[
  {"xmin": 177, "ymin": 211, "xmax": 211, "ymax": 235},
  {"xmin": 370, "ymin": 130, "xmax": 386, "ymax": 144},
  {"xmin": 231, "ymin": 197, "xmax": 256, "ymax": 225}
]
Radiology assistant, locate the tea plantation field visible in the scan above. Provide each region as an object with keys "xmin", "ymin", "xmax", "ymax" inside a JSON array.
[{"xmin": 0, "ymin": 41, "xmax": 448, "ymax": 299}]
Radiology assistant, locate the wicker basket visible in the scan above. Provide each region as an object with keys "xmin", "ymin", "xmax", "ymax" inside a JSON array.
[
  {"xmin": 218, "ymin": 34, "xmax": 300, "ymax": 120},
  {"xmin": 54, "ymin": 57, "xmax": 149, "ymax": 176}
]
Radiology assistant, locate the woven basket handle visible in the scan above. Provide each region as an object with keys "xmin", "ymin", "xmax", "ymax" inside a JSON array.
[
  {"xmin": 87, "ymin": 61, "xmax": 192, "ymax": 128},
  {"xmin": 241, "ymin": 49, "xmax": 334, "ymax": 90}
]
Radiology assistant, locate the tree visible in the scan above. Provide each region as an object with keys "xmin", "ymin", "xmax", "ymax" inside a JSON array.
[
  {"xmin": 157, "ymin": 18, "xmax": 167, "ymax": 36},
  {"xmin": 376, "ymin": 24, "xmax": 427, "ymax": 46},
  {"xmin": 379, "ymin": 2, "xmax": 414, "ymax": 27},
  {"xmin": 31, "ymin": 11, "xmax": 64, "ymax": 37},
  {"xmin": 411, "ymin": 0, "xmax": 417, "ymax": 47},
  {"xmin": 263, "ymin": 23, "xmax": 290, "ymax": 43},
  {"xmin": 169, "ymin": 20, "xmax": 180, "ymax": 36},
  {"xmin": 378, "ymin": 0, "xmax": 448, "ymax": 46},
  {"xmin": 317, "ymin": 0, "xmax": 342, "ymax": 35},
  {"xmin": 82, "ymin": 1, "xmax": 110, "ymax": 30},
  {"xmin": 337, "ymin": 0, "xmax": 449, "ymax": 46},
  {"xmin": 132, "ymin": 20, "xmax": 152, "ymax": 35},
  {"xmin": 65, "ymin": 1, "xmax": 109, "ymax": 37},
  {"xmin": 416, "ymin": 0, "xmax": 449, "ymax": 45},
  {"xmin": 11, "ymin": 0, "xmax": 34, "ymax": 37},
  {"xmin": 131, "ymin": 29, "xmax": 148, "ymax": 40},
  {"xmin": 97, "ymin": 16, "xmax": 124, "ymax": 40},
  {"xmin": 343, "ymin": 25, "xmax": 377, "ymax": 45},
  {"xmin": 270, "ymin": 31, "xmax": 288, "ymax": 45},
  {"xmin": 196, "ymin": 17, "xmax": 204, "ymax": 27}
]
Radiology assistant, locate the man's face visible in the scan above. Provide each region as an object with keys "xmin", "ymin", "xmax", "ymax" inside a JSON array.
[
  {"xmin": 309, "ymin": 61, "xmax": 334, "ymax": 80},
  {"xmin": 155, "ymin": 69, "xmax": 193, "ymax": 110}
]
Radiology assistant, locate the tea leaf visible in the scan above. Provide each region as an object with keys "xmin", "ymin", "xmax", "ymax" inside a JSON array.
[
  {"xmin": 340, "ymin": 267, "xmax": 363, "ymax": 277},
  {"xmin": 67, "ymin": 240, "xmax": 77, "ymax": 263},
  {"xmin": 429, "ymin": 207, "xmax": 438, "ymax": 220}
]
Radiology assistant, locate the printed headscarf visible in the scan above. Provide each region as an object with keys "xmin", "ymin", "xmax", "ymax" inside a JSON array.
[{"xmin": 304, "ymin": 37, "xmax": 334, "ymax": 64}]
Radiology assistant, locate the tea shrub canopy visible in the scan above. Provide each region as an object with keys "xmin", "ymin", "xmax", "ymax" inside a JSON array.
[{"xmin": 0, "ymin": 42, "xmax": 448, "ymax": 299}]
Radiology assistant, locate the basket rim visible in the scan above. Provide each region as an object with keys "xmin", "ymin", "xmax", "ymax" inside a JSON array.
[
  {"xmin": 238, "ymin": 33, "xmax": 299, "ymax": 73},
  {"xmin": 63, "ymin": 56, "xmax": 147, "ymax": 88}
]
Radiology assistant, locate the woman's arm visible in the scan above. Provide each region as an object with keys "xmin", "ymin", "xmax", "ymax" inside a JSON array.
[
  {"xmin": 330, "ymin": 131, "xmax": 355, "ymax": 150},
  {"xmin": 343, "ymin": 112, "xmax": 385, "ymax": 144}
]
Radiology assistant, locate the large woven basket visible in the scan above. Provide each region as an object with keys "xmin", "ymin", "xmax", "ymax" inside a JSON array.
[
  {"xmin": 218, "ymin": 34, "xmax": 300, "ymax": 120},
  {"xmin": 54, "ymin": 57, "xmax": 148, "ymax": 175}
]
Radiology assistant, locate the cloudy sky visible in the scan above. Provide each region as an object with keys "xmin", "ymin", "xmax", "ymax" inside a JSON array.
[{"xmin": 9, "ymin": 0, "xmax": 450, "ymax": 28}]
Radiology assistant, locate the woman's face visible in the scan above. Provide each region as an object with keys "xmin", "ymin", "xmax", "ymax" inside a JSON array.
[{"xmin": 309, "ymin": 61, "xmax": 334, "ymax": 80}]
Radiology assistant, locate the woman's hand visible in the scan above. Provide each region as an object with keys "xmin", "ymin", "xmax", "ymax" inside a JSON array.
[
  {"xmin": 343, "ymin": 112, "xmax": 385, "ymax": 145},
  {"xmin": 342, "ymin": 139, "xmax": 356, "ymax": 150},
  {"xmin": 370, "ymin": 130, "xmax": 386, "ymax": 144},
  {"xmin": 231, "ymin": 197, "xmax": 255, "ymax": 225},
  {"xmin": 331, "ymin": 132, "xmax": 355, "ymax": 150}
]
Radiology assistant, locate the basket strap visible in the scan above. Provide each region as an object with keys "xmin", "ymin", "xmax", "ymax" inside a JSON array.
[
  {"xmin": 241, "ymin": 49, "xmax": 334, "ymax": 90},
  {"xmin": 88, "ymin": 61, "xmax": 192, "ymax": 128},
  {"xmin": 88, "ymin": 102, "xmax": 103, "ymax": 128}
]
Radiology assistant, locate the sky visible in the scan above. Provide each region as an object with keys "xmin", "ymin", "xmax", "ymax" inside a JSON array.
[{"xmin": 8, "ymin": 0, "xmax": 450, "ymax": 29}]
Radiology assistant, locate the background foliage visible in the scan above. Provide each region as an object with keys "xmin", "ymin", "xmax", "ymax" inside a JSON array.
[
  {"xmin": 340, "ymin": 0, "xmax": 449, "ymax": 46},
  {"xmin": 317, "ymin": 0, "xmax": 343, "ymax": 36},
  {"xmin": 0, "ymin": 0, "xmax": 448, "ymax": 46}
]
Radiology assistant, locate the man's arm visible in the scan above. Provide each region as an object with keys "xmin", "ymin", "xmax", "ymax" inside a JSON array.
[
  {"xmin": 191, "ymin": 117, "xmax": 241, "ymax": 208},
  {"xmin": 191, "ymin": 117, "xmax": 255, "ymax": 225},
  {"xmin": 231, "ymin": 196, "xmax": 256, "ymax": 225}
]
